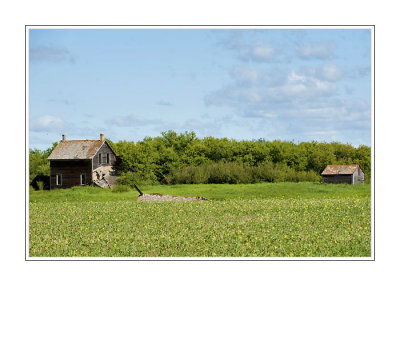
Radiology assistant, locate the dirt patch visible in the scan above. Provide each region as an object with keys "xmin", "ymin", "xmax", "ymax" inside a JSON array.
[{"xmin": 137, "ymin": 193, "xmax": 208, "ymax": 202}]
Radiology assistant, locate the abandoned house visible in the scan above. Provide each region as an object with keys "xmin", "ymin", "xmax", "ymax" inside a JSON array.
[
  {"xmin": 321, "ymin": 164, "xmax": 364, "ymax": 184},
  {"xmin": 47, "ymin": 133, "xmax": 118, "ymax": 189}
]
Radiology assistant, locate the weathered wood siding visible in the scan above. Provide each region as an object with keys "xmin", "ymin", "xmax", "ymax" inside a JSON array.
[
  {"xmin": 323, "ymin": 174, "xmax": 353, "ymax": 184},
  {"xmin": 354, "ymin": 167, "xmax": 365, "ymax": 184},
  {"xmin": 50, "ymin": 160, "xmax": 92, "ymax": 189},
  {"xmin": 92, "ymin": 142, "xmax": 117, "ymax": 170}
]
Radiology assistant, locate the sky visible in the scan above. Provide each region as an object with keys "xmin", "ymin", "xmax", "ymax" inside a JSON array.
[{"xmin": 28, "ymin": 28, "xmax": 372, "ymax": 150}]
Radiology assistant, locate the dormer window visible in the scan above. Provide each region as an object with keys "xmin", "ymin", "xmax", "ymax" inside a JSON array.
[{"xmin": 98, "ymin": 153, "xmax": 102, "ymax": 164}]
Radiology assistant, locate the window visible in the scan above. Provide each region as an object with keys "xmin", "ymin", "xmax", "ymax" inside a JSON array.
[
  {"xmin": 80, "ymin": 173, "xmax": 86, "ymax": 185},
  {"xmin": 56, "ymin": 174, "xmax": 62, "ymax": 185},
  {"xmin": 98, "ymin": 153, "xmax": 102, "ymax": 164},
  {"xmin": 106, "ymin": 153, "xmax": 110, "ymax": 164}
]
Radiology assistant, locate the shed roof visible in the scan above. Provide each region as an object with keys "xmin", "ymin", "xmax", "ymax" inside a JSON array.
[
  {"xmin": 321, "ymin": 164, "xmax": 360, "ymax": 175},
  {"xmin": 48, "ymin": 140, "xmax": 105, "ymax": 160}
]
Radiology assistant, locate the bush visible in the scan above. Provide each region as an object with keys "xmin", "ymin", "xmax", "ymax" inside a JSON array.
[
  {"xmin": 165, "ymin": 162, "xmax": 247, "ymax": 184},
  {"xmin": 111, "ymin": 184, "xmax": 131, "ymax": 193},
  {"xmin": 31, "ymin": 174, "xmax": 50, "ymax": 190},
  {"xmin": 37, "ymin": 181, "xmax": 44, "ymax": 190},
  {"xmin": 117, "ymin": 171, "xmax": 158, "ymax": 187},
  {"xmin": 165, "ymin": 161, "xmax": 321, "ymax": 185}
]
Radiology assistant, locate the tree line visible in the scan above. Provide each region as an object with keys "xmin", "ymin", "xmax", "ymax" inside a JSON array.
[{"xmin": 29, "ymin": 130, "xmax": 371, "ymax": 189}]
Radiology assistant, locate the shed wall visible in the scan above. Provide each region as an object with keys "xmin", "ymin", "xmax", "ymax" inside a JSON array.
[
  {"xmin": 354, "ymin": 168, "xmax": 365, "ymax": 184},
  {"xmin": 322, "ymin": 175, "xmax": 353, "ymax": 184}
]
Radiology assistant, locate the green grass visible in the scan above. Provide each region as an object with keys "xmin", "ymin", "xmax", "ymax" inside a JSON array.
[
  {"xmin": 29, "ymin": 182, "xmax": 371, "ymax": 202},
  {"xmin": 29, "ymin": 182, "xmax": 372, "ymax": 258}
]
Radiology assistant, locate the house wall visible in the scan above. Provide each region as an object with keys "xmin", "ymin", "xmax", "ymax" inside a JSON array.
[
  {"xmin": 92, "ymin": 142, "xmax": 117, "ymax": 170},
  {"xmin": 322, "ymin": 175, "xmax": 353, "ymax": 184},
  {"xmin": 50, "ymin": 160, "xmax": 92, "ymax": 189}
]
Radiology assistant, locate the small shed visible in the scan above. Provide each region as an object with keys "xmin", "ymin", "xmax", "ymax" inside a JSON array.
[{"xmin": 321, "ymin": 164, "xmax": 364, "ymax": 184}]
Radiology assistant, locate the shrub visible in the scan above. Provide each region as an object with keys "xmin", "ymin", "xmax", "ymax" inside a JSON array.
[
  {"xmin": 37, "ymin": 181, "xmax": 45, "ymax": 190},
  {"xmin": 117, "ymin": 171, "xmax": 158, "ymax": 187},
  {"xmin": 165, "ymin": 161, "xmax": 322, "ymax": 184},
  {"xmin": 31, "ymin": 174, "xmax": 50, "ymax": 190}
]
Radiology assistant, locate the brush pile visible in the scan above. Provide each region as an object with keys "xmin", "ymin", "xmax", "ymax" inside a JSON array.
[{"xmin": 133, "ymin": 184, "xmax": 208, "ymax": 202}]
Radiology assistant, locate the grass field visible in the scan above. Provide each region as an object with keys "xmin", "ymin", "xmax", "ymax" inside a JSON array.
[{"xmin": 29, "ymin": 182, "xmax": 371, "ymax": 257}]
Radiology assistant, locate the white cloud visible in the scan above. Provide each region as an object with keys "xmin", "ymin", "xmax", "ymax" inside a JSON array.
[
  {"xmin": 221, "ymin": 33, "xmax": 279, "ymax": 63},
  {"xmin": 204, "ymin": 64, "xmax": 370, "ymax": 143},
  {"xmin": 301, "ymin": 64, "xmax": 344, "ymax": 82},
  {"xmin": 212, "ymin": 66, "xmax": 339, "ymax": 104},
  {"xmin": 30, "ymin": 44, "xmax": 75, "ymax": 63},
  {"xmin": 206, "ymin": 66, "xmax": 340, "ymax": 112},
  {"xmin": 347, "ymin": 66, "xmax": 371, "ymax": 79},
  {"xmin": 230, "ymin": 66, "xmax": 259, "ymax": 84},
  {"xmin": 318, "ymin": 63, "xmax": 343, "ymax": 81},
  {"xmin": 296, "ymin": 42, "xmax": 333, "ymax": 59},
  {"xmin": 248, "ymin": 42, "xmax": 276, "ymax": 62},
  {"xmin": 30, "ymin": 115, "xmax": 65, "ymax": 132},
  {"xmin": 277, "ymin": 71, "xmax": 336, "ymax": 99}
]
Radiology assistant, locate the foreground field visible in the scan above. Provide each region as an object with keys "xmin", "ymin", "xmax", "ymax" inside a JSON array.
[{"xmin": 29, "ymin": 183, "xmax": 371, "ymax": 257}]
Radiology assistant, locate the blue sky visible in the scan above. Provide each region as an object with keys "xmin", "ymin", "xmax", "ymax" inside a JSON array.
[{"xmin": 29, "ymin": 28, "xmax": 371, "ymax": 150}]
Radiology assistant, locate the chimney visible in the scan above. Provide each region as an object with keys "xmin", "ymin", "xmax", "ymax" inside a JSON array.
[
  {"xmin": 100, "ymin": 133, "xmax": 105, "ymax": 142},
  {"xmin": 62, "ymin": 134, "xmax": 66, "ymax": 142}
]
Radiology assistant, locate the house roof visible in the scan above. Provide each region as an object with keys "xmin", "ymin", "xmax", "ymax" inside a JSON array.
[
  {"xmin": 48, "ymin": 140, "xmax": 105, "ymax": 160},
  {"xmin": 321, "ymin": 164, "xmax": 360, "ymax": 175}
]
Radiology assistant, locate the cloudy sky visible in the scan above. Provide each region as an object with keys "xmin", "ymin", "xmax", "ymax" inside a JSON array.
[{"xmin": 29, "ymin": 28, "xmax": 371, "ymax": 150}]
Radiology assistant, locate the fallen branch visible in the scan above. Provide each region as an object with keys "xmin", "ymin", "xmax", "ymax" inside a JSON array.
[{"xmin": 133, "ymin": 183, "xmax": 143, "ymax": 196}]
